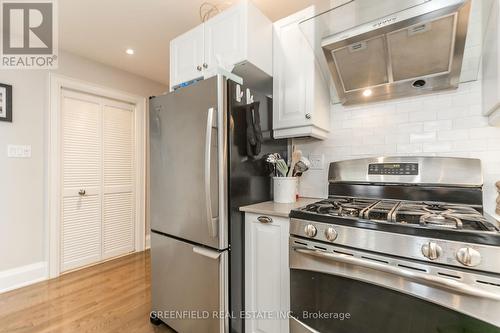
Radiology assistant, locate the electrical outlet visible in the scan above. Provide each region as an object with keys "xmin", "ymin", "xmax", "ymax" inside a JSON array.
[{"xmin": 309, "ymin": 154, "xmax": 324, "ymax": 170}]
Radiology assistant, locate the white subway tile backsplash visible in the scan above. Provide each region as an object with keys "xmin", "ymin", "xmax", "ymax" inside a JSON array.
[
  {"xmin": 423, "ymin": 96, "xmax": 452, "ymax": 110},
  {"xmin": 410, "ymin": 132, "xmax": 437, "ymax": 143},
  {"xmin": 451, "ymin": 140, "xmax": 489, "ymax": 152},
  {"xmin": 397, "ymin": 143, "xmax": 423, "ymax": 154},
  {"xmin": 424, "ymin": 120, "xmax": 453, "ymax": 132},
  {"xmin": 437, "ymin": 129, "xmax": 470, "ymax": 141},
  {"xmin": 342, "ymin": 118, "xmax": 364, "ymax": 129},
  {"xmin": 437, "ymin": 106, "xmax": 468, "ymax": 120},
  {"xmin": 396, "ymin": 100, "xmax": 424, "ymax": 113},
  {"xmin": 409, "ymin": 110, "xmax": 438, "ymax": 122},
  {"xmin": 423, "ymin": 142, "xmax": 453, "ymax": 153},
  {"xmin": 467, "ymin": 104, "xmax": 483, "ymax": 116},
  {"xmin": 452, "ymin": 93, "xmax": 473, "ymax": 107},
  {"xmin": 453, "ymin": 116, "xmax": 489, "ymax": 129},
  {"xmin": 294, "ymin": 81, "xmax": 500, "ymax": 217},
  {"xmin": 351, "ymin": 144, "xmax": 386, "ymax": 156},
  {"xmin": 395, "ymin": 123, "xmax": 424, "ymax": 134},
  {"xmin": 362, "ymin": 134, "xmax": 386, "ymax": 145},
  {"xmin": 385, "ymin": 133, "xmax": 410, "ymax": 144}
]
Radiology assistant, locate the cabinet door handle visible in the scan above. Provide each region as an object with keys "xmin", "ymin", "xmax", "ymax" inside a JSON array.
[
  {"xmin": 78, "ymin": 189, "xmax": 86, "ymax": 196},
  {"xmin": 305, "ymin": 113, "xmax": 312, "ymax": 120},
  {"xmin": 197, "ymin": 65, "xmax": 202, "ymax": 71},
  {"xmin": 257, "ymin": 216, "xmax": 273, "ymax": 224},
  {"xmin": 203, "ymin": 63, "xmax": 208, "ymax": 69}
]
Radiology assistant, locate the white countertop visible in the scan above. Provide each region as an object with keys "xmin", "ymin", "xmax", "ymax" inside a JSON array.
[{"xmin": 239, "ymin": 198, "xmax": 321, "ymax": 218}]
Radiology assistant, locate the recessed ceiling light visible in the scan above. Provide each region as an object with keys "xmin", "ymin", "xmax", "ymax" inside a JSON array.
[
  {"xmin": 126, "ymin": 48, "xmax": 135, "ymax": 55},
  {"xmin": 363, "ymin": 89, "xmax": 373, "ymax": 97}
]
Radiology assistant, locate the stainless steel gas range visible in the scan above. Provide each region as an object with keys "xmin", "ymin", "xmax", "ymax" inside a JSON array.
[{"xmin": 288, "ymin": 157, "xmax": 500, "ymax": 333}]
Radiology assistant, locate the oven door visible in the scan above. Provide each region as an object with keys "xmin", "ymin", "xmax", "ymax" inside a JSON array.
[{"xmin": 289, "ymin": 236, "xmax": 500, "ymax": 333}]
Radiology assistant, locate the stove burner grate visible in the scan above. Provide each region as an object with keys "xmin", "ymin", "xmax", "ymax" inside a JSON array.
[{"xmin": 297, "ymin": 197, "xmax": 498, "ymax": 233}]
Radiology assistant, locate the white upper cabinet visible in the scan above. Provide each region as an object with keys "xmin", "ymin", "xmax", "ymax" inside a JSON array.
[
  {"xmin": 170, "ymin": 25, "xmax": 205, "ymax": 87},
  {"xmin": 204, "ymin": 5, "xmax": 244, "ymax": 72},
  {"xmin": 482, "ymin": 0, "xmax": 500, "ymax": 126},
  {"xmin": 273, "ymin": 6, "xmax": 331, "ymax": 139},
  {"xmin": 169, "ymin": 0, "xmax": 272, "ymax": 91}
]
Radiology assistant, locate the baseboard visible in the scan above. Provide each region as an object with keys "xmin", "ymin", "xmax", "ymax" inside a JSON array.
[
  {"xmin": 145, "ymin": 234, "xmax": 151, "ymax": 250},
  {"xmin": 0, "ymin": 262, "xmax": 48, "ymax": 294}
]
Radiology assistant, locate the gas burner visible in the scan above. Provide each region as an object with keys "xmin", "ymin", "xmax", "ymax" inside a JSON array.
[
  {"xmin": 339, "ymin": 206, "xmax": 360, "ymax": 217},
  {"xmin": 423, "ymin": 204, "xmax": 449, "ymax": 213},
  {"xmin": 301, "ymin": 197, "xmax": 375, "ymax": 218},
  {"xmin": 419, "ymin": 213, "xmax": 463, "ymax": 229}
]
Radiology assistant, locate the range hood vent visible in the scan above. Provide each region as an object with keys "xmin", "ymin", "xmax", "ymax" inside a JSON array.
[{"xmin": 304, "ymin": 0, "xmax": 472, "ymax": 105}]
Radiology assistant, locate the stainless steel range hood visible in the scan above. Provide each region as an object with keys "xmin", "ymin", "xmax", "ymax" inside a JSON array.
[{"xmin": 318, "ymin": 0, "xmax": 472, "ymax": 105}]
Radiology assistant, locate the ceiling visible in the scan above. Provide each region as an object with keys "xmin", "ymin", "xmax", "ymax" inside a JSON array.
[{"xmin": 59, "ymin": 0, "xmax": 317, "ymax": 86}]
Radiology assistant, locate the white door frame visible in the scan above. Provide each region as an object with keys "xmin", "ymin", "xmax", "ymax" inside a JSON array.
[{"xmin": 48, "ymin": 73, "xmax": 146, "ymax": 278}]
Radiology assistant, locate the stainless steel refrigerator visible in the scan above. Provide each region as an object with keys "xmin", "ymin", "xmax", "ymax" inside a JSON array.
[{"xmin": 149, "ymin": 75, "xmax": 287, "ymax": 333}]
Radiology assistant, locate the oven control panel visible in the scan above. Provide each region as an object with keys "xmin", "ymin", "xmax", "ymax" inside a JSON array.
[{"xmin": 368, "ymin": 163, "xmax": 419, "ymax": 175}]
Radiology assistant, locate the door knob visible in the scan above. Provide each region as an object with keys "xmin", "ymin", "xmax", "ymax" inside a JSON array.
[
  {"xmin": 305, "ymin": 113, "xmax": 312, "ymax": 120},
  {"xmin": 78, "ymin": 189, "xmax": 86, "ymax": 196},
  {"xmin": 203, "ymin": 63, "xmax": 208, "ymax": 69},
  {"xmin": 197, "ymin": 65, "xmax": 202, "ymax": 71}
]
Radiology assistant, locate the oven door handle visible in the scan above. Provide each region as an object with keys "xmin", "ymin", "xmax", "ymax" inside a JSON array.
[{"xmin": 293, "ymin": 247, "xmax": 500, "ymax": 301}]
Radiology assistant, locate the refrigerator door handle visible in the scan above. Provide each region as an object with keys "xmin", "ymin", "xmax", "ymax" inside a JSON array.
[
  {"xmin": 193, "ymin": 246, "xmax": 221, "ymax": 260},
  {"xmin": 205, "ymin": 107, "xmax": 219, "ymax": 238}
]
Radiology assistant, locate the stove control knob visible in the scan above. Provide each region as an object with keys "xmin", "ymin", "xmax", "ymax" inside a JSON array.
[
  {"xmin": 421, "ymin": 242, "xmax": 442, "ymax": 260},
  {"xmin": 325, "ymin": 228, "xmax": 338, "ymax": 242},
  {"xmin": 304, "ymin": 224, "xmax": 317, "ymax": 237},
  {"xmin": 456, "ymin": 247, "xmax": 481, "ymax": 267}
]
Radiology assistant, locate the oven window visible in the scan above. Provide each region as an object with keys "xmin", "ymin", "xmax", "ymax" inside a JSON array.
[{"xmin": 290, "ymin": 269, "xmax": 499, "ymax": 333}]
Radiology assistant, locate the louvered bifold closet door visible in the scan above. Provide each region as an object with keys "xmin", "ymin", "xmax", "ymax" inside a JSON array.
[
  {"xmin": 102, "ymin": 101, "xmax": 135, "ymax": 259},
  {"xmin": 61, "ymin": 90, "xmax": 102, "ymax": 272}
]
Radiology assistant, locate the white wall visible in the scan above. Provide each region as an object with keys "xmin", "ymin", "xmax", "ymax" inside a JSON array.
[
  {"xmin": 0, "ymin": 51, "xmax": 166, "ymax": 289},
  {"xmin": 295, "ymin": 80, "xmax": 500, "ymax": 219}
]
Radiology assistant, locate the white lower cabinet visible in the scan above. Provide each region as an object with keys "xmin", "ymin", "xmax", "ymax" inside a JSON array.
[{"xmin": 245, "ymin": 213, "xmax": 289, "ymax": 333}]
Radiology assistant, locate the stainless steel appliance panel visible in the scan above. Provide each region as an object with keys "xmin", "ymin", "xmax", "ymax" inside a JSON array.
[
  {"xmin": 320, "ymin": 0, "xmax": 471, "ymax": 105},
  {"xmin": 328, "ymin": 156, "xmax": 483, "ymax": 187},
  {"xmin": 289, "ymin": 237, "xmax": 500, "ymax": 330},
  {"xmin": 151, "ymin": 233, "xmax": 228, "ymax": 333},
  {"xmin": 290, "ymin": 218, "xmax": 500, "ymax": 274},
  {"xmin": 150, "ymin": 76, "xmax": 227, "ymax": 249}
]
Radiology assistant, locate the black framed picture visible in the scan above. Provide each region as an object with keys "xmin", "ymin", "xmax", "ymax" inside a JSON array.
[{"xmin": 0, "ymin": 83, "xmax": 12, "ymax": 122}]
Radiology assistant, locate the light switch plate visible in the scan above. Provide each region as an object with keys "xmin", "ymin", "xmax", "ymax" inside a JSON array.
[
  {"xmin": 7, "ymin": 145, "xmax": 31, "ymax": 158},
  {"xmin": 309, "ymin": 154, "xmax": 324, "ymax": 170}
]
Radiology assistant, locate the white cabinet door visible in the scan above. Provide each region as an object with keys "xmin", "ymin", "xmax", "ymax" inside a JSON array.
[
  {"xmin": 273, "ymin": 6, "xmax": 331, "ymax": 139},
  {"xmin": 273, "ymin": 12, "xmax": 310, "ymax": 130},
  {"xmin": 102, "ymin": 101, "xmax": 135, "ymax": 259},
  {"xmin": 204, "ymin": 5, "xmax": 244, "ymax": 72},
  {"xmin": 245, "ymin": 213, "xmax": 289, "ymax": 333},
  {"xmin": 61, "ymin": 91, "xmax": 102, "ymax": 272},
  {"xmin": 170, "ymin": 25, "xmax": 204, "ymax": 88},
  {"xmin": 61, "ymin": 90, "xmax": 136, "ymax": 273}
]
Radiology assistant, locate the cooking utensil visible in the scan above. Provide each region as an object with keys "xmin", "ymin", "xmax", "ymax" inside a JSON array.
[
  {"xmin": 276, "ymin": 159, "xmax": 288, "ymax": 177},
  {"xmin": 293, "ymin": 161, "xmax": 309, "ymax": 177},
  {"xmin": 287, "ymin": 149, "xmax": 302, "ymax": 177}
]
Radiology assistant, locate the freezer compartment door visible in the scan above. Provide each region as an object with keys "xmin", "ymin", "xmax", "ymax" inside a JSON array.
[
  {"xmin": 149, "ymin": 76, "xmax": 228, "ymax": 249},
  {"xmin": 151, "ymin": 232, "xmax": 228, "ymax": 333}
]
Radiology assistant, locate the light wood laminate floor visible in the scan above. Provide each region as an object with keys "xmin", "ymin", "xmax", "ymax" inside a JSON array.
[{"xmin": 0, "ymin": 251, "xmax": 174, "ymax": 333}]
